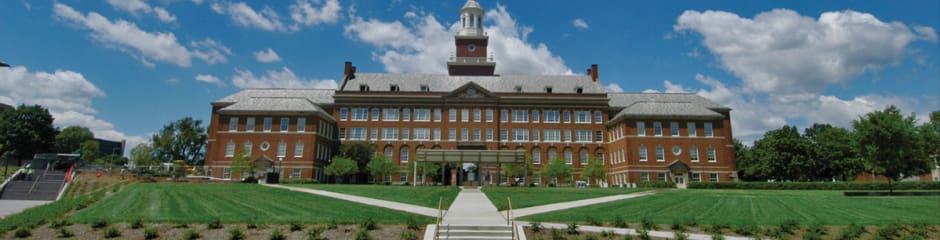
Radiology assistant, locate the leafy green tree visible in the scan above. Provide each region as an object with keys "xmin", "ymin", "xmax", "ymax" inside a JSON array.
[
  {"xmin": 151, "ymin": 117, "xmax": 207, "ymax": 164},
  {"xmin": 540, "ymin": 158, "xmax": 572, "ymax": 185},
  {"xmin": 0, "ymin": 104, "xmax": 56, "ymax": 164},
  {"xmin": 752, "ymin": 125, "xmax": 813, "ymax": 181},
  {"xmin": 804, "ymin": 124, "xmax": 863, "ymax": 181},
  {"xmin": 325, "ymin": 157, "xmax": 359, "ymax": 184},
  {"xmin": 582, "ymin": 158, "xmax": 605, "ymax": 185},
  {"xmin": 130, "ymin": 143, "xmax": 159, "ymax": 167},
  {"xmin": 55, "ymin": 126, "xmax": 94, "ymax": 153},
  {"xmin": 854, "ymin": 106, "xmax": 934, "ymax": 192},
  {"xmin": 733, "ymin": 138, "xmax": 764, "ymax": 181},
  {"xmin": 338, "ymin": 142, "xmax": 375, "ymax": 182},
  {"xmin": 407, "ymin": 161, "xmax": 441, "ymax": 183},
  {"xmin": 96, "ymin": 154, "xmax": 127, "ymax": 166},
  {"xmin": 230, "ymin": 153, "xmax": 256, "ymax": 180},
  {"xmin": 500, "ymin": 155, "xmax": 535, "ymax": 183},
  {"xmin": 81, "ymin": 140, "xmax": 99, "ymax": 163},
  {"xmin": 366, "ymin": 156, "xmax": 398, "ymax": 183}
]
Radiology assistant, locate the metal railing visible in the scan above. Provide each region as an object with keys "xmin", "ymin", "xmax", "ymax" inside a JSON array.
[
  {"xmin": 435, "ymin": 197, "xmax": 443, "ymax": 240},
  {"xmin": 508, "ymin": 197, "xmax": 516, "ymax": 240},
  {"xmin": 26, "ymin": 166, "xmax": 51, "ymax": 198}
]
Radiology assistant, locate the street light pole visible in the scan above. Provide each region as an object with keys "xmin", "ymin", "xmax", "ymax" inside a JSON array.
[{"xmin": 278, "ymin": 157, "xmax": 283, "ymax": 179}]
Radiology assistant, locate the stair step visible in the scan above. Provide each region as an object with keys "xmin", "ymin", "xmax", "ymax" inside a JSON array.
[
  {"xmin": 436, "ymin": 236, "xmax": 513, "ymax": 240},
  {"xmin": 439, "ymin": 230, "xmax": 512, "ymax": 237},
  {"xmin": 441, "ymin": 225, "xmax": 512, "ymax": 231}
]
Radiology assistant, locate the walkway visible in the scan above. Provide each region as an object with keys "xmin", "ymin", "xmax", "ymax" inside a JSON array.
[
  {"xmin": 262, "ymin": 184, "xmax": 440, "ymax": 217},
  {"xmin": 0, "ymin": 200, "xmax": 50, "ymax": 218},
  {"xmin": 441, "ymin": 187, "xmax": 507, "ymax": 226},
  {"xmin": 505, "ymin": 190, "xmax": 657, "ymax": 217},
  {"xmin": 520, "ymin": 222, "xmax": 754, "ymax": 240}
]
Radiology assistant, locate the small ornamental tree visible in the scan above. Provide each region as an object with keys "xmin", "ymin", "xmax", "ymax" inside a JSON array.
[
  {"xmin": 230, "ymin": 153, "xmax": 256, "ymax": 180},
  {"xmin": 582, "ymin": 158, "xmax": 605, "ymax": 185},
  {"xmin": 854, "ymin": 106, "xmax": 933, "ymax": 192},
  {"xmin": 366, "ymin": 156, "xmax": 398, "ymax": 183},
  {"xmin": 541, "ymin": 158, "xmax": 572, "ymax": 186},
  {"xmin": 325, "ymin": 157, "xmax": 359, "ymax": 184}
]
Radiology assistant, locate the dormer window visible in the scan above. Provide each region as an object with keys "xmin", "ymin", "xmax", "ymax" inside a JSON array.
[
  {"xmin": 390, "ymin": 84, "xmax": 400, "ymax": 92},
  {"xmin": 545, "ymin": 86, "xmax": 553, "ymax": 93},
  {"xmin": 514, "ymin": 86, "xmax": 522, "ymax": 93},
  {"xmin": 420, "ymin": 85, "xmax": 430, "ymax": 92},
  {"xmin": 359, "ymin": 84, "xmax": 370, "ymax": 92},
  {"xmin": 576, "ymin": 87, "xmax": 583, "ymax": 94}
]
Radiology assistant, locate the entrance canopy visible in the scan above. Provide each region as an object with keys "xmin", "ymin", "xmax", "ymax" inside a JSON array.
[{"xmin": 415, "ymin": 150, "xmax": 526, "ymax": 163}]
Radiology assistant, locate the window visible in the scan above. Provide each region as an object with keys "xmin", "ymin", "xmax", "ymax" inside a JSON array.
[
  {"xmin": 448, "ymin": 128, "xmax": 457, "ymax": 141},
  {"xmin": 338, "ymin": 128, "xmax": 346, "ymax": 139},
  {"xmin": 352, "ymin": 108, "xmax": 368, "ymax": 121},
  {"xmin": 692, "ymin": 173, "xmax": 701, "ymax": 182},
  {"xmin": 223, "ymin": 168, "xmax": 231, "ymax": 179},
  {"xmin": 385, "ymin": 147, "xmax": 394, "ymax": 159},
  {"xmin": 563, "ymin": 111, "xmax": 571, "ymax": 123},
  {"xmin": 382, "ymin": 128, "xmax": 398, "ymax": 140},
  {"xmin": 461, "ymin": 108, "xmax": 470, "ymax": 122},
  {"xmin": 349, "ymin": 128, "xmax": 366, "ymax": 140},
  {"xmin": 225, "ymin": 141, "xmax": 235, "ymax": 157},
  {"xmin": 564, "ymin": 129, "xmax": 573, "ymax": 142},
  {"xmin": 390, "ymin": 84, "xmax": 399, "ymax": 92},
  {"xmin": 277, "ymin": 141, "xmax": 287, "ymax": 157},
  {"xmin": 280, "ymin": 118, "xmax": 289, "ymax": 132},
  {"xmin": 340, "ymin": 108, "xmax": 348, "ymax": 121},
  {"xmin": 532, "ymin": 110, "xmax": 540, "ymax": 122},
  {"xmin": 500, "ymin": 109, "xmax": 509, "ymax": 122},
  {"xmin": 532, "ymin": 150, "xmax": 541, "ymax": 165},
  {"xmin": 486, "ymin": 128, "xmax": 494, "ymax": 141},
  {"xmin": 533, "ymin": 130, "xmax": 540, "ymax": 142},
  {"xmin": 704, "ymin": 122, "xmax": 714, "ymax": 137},
  {"xmin": 229, "ymin": 117, "xmax": 238, "ymax": 132},
  {"xmin": 371, "ymin": 128, "xmax": 378, "ymax": 140},
  {"xmin": 544, "ymin": 110, "xmax": 560, "ymax": 123},
  {"xmin": 640, "ymin": 172, "xmax": 649, "ymax": 182},
  {"xmin": 359, "ymin": 84, "xmax": 369, "ymax": 91},
  {"xmin": 710, "ymin": 173, "xmax": 719, "ymax": 182},
  {"xmin": 449, "ymin": 109, "xmax": 457, "ymax": 122},
  {"xmin": 473, "ymin": 128, "xmax": 481, "ymax": 141},
  {"xmin": 707, "ymin": 147, "xmax": 716, "ymax": 162},
  {"xmin": 500, "ymin": 129, "xmax": 508, "ymax": 141},
  {"xmin": 575, "ymin": 111, "xmax": 590, "ymax": 123},
  {"xmin": 687, "ymin": 122, "xmax": 697, "ymax": 137},
  {"xmin": 297, "ymin": 118, "xmax": 306, "ymax": 132},
  {"xmin": 545, "ymin": 86, "xmax": 553, "ymax": 93},
  {"xmin": 371, "ymin": 108, "xmax": 380, "ymax": 121},
  {"xmin": 544, "ymin": 130, "xmax": 561, "ymax": 142},
  {"xmin": 400, "ymin": 148, "xmax": 409, "ymax": 164},
  {"xmin": 637, "ymin": 121, "xmax": 646, "ymax": 136},
  {"xmin": 246, "ymin": 118, "xmax": 255, "ymax": 132},
  {"xmin": 402, "ymin": 108, "xmax": 411, "ymax": 122},
  {"xmin": 414, "ymin": 128, "xmax": 430, "ymax": 140},
  {"xmin": 486, "ymin": 109, "xmax": 494, "ymax": 122},
  {"xmin": 460, "ymin": 128, "xmax": 469, "ymax": 141},
  {"xmin": 294, "ymin": 141, "xmax": 304, "ymax": 157},
  {"xmin": 548, "ymin": 150, "xmax": 557, "ymax": 161},
  {"xmin": 576, "ymin": 87, "xmax": 583, "ymax": 94},
  {"xmin": 399, "ymin": 172, "xmax": 407, "ymax": 182},
  {"xmin": 653, "ymin": 122, "xmax": 662, "ymax": 136},
  {"xmin": 514, "ymin": 86, "xmax": 522, "ymax": 93},
  {"xmin": 420, "ymin": 85, "xmax": 430, "ymax": 92},
  {"xmin": 670, "ymin": 122, "xmax": 679, "ymax": 136},
  {"xmin": 433, "ymin": 128, "xmax": 442, "ymax": 140},
  {"xmin": 512, "ymin": 110, "xmax": 528, "ymax": 123},
  {"xmin": 474, "ymin": 109, "xmax": 482, "ymax": 122},
  {"xmin": 639, "ymin": 146, "xmax": 648, "ymax": 162},
  {"xmin": 512, "ymin": 129, "xmax": 529, "ymax": 142},
  {"xmin": 402, "ymin": 128, "xmax": 410, "ymax": 140},
  {"xmin": 658, "ymin": 173, "xmax": 667, "ymax": 182},
  {"xmin": 433, "ymin": 108, "xmax": 442, "ymax": 122},
  {"xmin": 292, "ymin": 169, "xmax": 301, "ymax": 179},
  {"xmin": 564, "ymin": 149, "xmax": 573, "ymax": 164},
  {"xmin": 595, "ymin": 131, "xmax": 604, "ymax": 142},
  {"xmin": 576, "ymin": 130, "xmax": 592, "ymax": 142},
  {"xmin": 243, "ymin": 141, "xmax": 252, "ymax": 156},
  {"xmin": 656, "ymin": 146, "xmax": 665, "ymax": 162},
  {"xmin": 594, "ymin": 111, "xmax": 603, "ymax": 123},
  {"xmin": 580, "ymin": 150, "xmax": 588, "ymax": 165},
  {"xmin": 263, "ymin": 117, "xmax": 272, "ymax": 132},
  {"xmin": 415, "ymin": 108, "xmax": 431, "ymax": 121},
  {"xmin": 383, "ymin": 108, "xmax": 400, "ymax": 121},
  {"xmin": 690, "ymin": 147, "xmax": 699, "ymax": 162}
]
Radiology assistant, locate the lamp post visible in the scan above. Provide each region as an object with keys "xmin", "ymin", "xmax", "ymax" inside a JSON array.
[
  {"xmin": 700, "ymin": 162, "xmax": 705, "ymax": 182},
  {"xmin": 278, "ymin": 157, "xmax": 283, "ymax": 179}
]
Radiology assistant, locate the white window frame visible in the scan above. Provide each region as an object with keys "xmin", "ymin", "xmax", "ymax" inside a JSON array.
[
  {"xmin": 449, "ymin": 109, "xmax": 457, "ymax": 122},
  {"xmin": 351, "ymin": 108, "xmax": 368, "ymax": 121},
  {"xmin": 229, "ymin": 117, "xmax": 238, "ymax": 132},
  {"xmin": 564, "ymin": 129, "xmax": 573, "ymax": 142},
  {"xmin": 690, "ymin": 146, "xmax": 699, "ymax": 162},
  {"xmin": 433, "ymin": 108, "xmax": 442, "ymax": 122},
  {"xmin": 340, "ymin": 108, "xmax": 348, "ymax": 121},
  {"xmin": 243, "ymin": 141, "xmax": 252, "ymax": 156},
  {"xmin": 500, "ymin": 109, "xmax": 509, "ymax": 122},
  {"xmin": 371, "ymin": 108, "xmax": 380, "ymax": 121},
  {"xmin": 511, "ymin": 129, "xmax": 529, "ymax": 142},
  {"xmin": 533, "ymin": 130, "xmax": 540, "ymax": 142},
  {"xmin": 512, "ymin": 109, "xmax": 528, "ymax": 123},
  {"xmin": 653, "ymin": 122, "xmax": 662, "ymax": 136},
  {"xmin": 383, "ymin": 108, "xmax": 400, "ymax": 121},
  {"xmin": 414, "ymin": 108, "xmax": 431, "ymax": 122},
  {"xmin": 705, "ymin": 122, "xmax": 714, "ymax": 137},
  {"xmin": 594, "ymin": 111, "xmax": 603, "ymax": 124},
  {"xmin": 461, "ymin": 108, "xmax": 470, "ymax": 122},
  {"xmin": 639, "ymin": 146, "xmax": 648, "ymax": 162},
  {"xmin": 225, "ymin": 141, "xmax": 235, "ymax": 157},
  {"xmin": 544, "ymin": 129, "xmax": 561, "ymax": 142},
  {"xmin": 382, "ymin": 128, "xmax": 398, "ymax": 140},
  {"xmin": 708, "ymin": 147, "xmax": 717, "ymax": 162},
  {"xmin": 277, "ymin": 141, "xmax": 287, "ymax": 157},
  {"xmin": 294, "ymin": 141, "xmax": 304, "ymax": 157},
  {"xmin": 670, "ymin": 122, "xmax": 679, "ymax": 137},
  {"xmin": 402, "ymin": 128, "xmax": 410, "ymax": 140},
  {"xmin": 532, "ymin": 110, "xmax": 540, "ymax": 122},
  {"xmin": 448, "ymin": 128, "xmax": 457, "ymax": 141},
  {"xmin": 474, "ymin": 109, "xmax": 482, "ymax": 122},
  {"xmin": 562, "ymin": 111, "xmax": 571, "ymax": 123},
  {"xmin": 400, "ymin": 148, "xmax": 409, "ymax": 164},
  {"xmin": 414, "ymin": 128, "xmax": 431, "ymax": 141},
  {"xmin": 637, "ymin": 121, "xmax": 646, "ymax": 136},
  {"xmin": 656, "ymin": 146, "xmax": 665, "ymax": 162},
  {"xmin": 280, "ymin": 117, "xmax": 290, "ymax": 132},
  {"xmin": 574, "ymin": 111, "xmax": 590, "ymax": 123},
  {"xmin": 544, "ymin": 110, "xmax": 560, "ymax": 123},
  {"xmin": 486, "ymin": 109, "xmax": 494, "ymax": 122},
  {"xmin": 371, "ymin": 128, "xmax": 378, "ymax": 140},
  {"xmin": 349, "ymin": 128, "xmax": 366, "ymax": 140},
  {"xmin": 297, "ymin": 118, "xmax": 306, "ymax": 132},
  {"xmin": 433, "ymin": 128, "xmax": 442, "ymax": 141},
  {"xmin": 500, "ymin": 129, "xmax": 508, "ymax": 142},
  {"xmin": 564, "ymin": 150, "xmax": 573, "ymax": 165},
  {"xmin": 461, "ymin": 128, "xmax": 469, "ymax": 141},
  {"xmin": 246, "ymin": 117, "xmax": 255, "ymax": 132},
  {"xmin": 263, "ymin": 117, "xmax": 273, "ymax": 132},
  {"xmin": 486, "ymin": 128, "xmax": 494, "ymax": 141},
  {"xmin": 473, "ymin": 128, "xmax": 481, "ymax": 141},
  {"xmin": 575, "ymin": 130, "xmax": 592, "ymax": 142},
  {"xmin": 688, "ymin": 122, "xmax": 697, "ymax": 137},
  {"xmin": 532, "ymin": 150, "xmax": 541, "ymax": 165}
]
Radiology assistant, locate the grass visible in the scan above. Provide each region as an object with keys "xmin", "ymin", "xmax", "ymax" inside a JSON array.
[
  {"xmin": 0, "ymin": 190, "xmax": 105, "ymax": 234},
  {"xmin": 482, "ymin": 187, "xmax": 650, "ymax": 210},
  {"xmin": 287, "ymin": 184, "xmax": 460, "ymax": 208},
  {"xmin": 522, "ymin": 189, "xmax": 940, "ymax": 226},
  {"xmin": 69, "ymin": 183, "xmax": 434, "ymax": 224}
]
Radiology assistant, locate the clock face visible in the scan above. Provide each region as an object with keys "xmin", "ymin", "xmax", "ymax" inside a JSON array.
[{"xmin": 467, "ymin": 44, "xmax": 477, "ymax": 52}]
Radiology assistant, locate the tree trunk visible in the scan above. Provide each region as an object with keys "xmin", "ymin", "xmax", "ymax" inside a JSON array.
[{"xmin": 888, "ymin": 179, "xmax": 893, "ymax": 194}]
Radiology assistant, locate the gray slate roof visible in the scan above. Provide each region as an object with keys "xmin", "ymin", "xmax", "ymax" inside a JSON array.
[
  {"xmin": 608, "ymin": 93, "xmax": 729, "ymax": 121},
  {"xmin": 341, "ymin": 73, "xmax": 605, "ymax": 94},
  {"xmin": 215, "ymin": 89, "xmax": 334, "ymax": 105},
  {"xmin": 214, "ymin": 89, "xmax": 334, "ymax": 116}
]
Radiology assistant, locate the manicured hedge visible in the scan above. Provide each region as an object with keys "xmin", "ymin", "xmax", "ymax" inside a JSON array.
[
  {"xmin": 636, "ymin": 181, "xmax": 676, "ymax": 188},
  {"xmin": 688, "ymin": 181, "xmax": 940, "ymax": 190}
]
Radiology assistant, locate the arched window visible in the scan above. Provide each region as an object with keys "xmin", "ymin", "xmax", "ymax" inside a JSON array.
[
  {"xmin": 564, "ymin": 149, "xmax": 573, "ymax": 164},
  {"xmin": 400, "ymin": 147, "xmax": 410, "ymax": 164},
  {"xmin": 547, "ymin": 148, "xmax": 557, "ymax": 162},
  {"xmin": 532, "ymin": 148, "xmax": 541, "ymax": 165},
  {"xmin": 384, "ymin": 146, "xmax": 394, "ymax": 160},
  {"xmin": 580, "ymin": 149, "xmax": 588, "ymax": 165}
]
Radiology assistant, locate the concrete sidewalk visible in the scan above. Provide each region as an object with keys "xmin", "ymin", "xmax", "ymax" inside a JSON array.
[
  {"xmin": 505, "ymin": 190, "xmax": 657, "ymax": 217},
  {"xmin": 442, "ymin": 187, "xmax": 507, "ymax": 226},
  {"xmin": 262, "ymin": 184, "xmax": 440, "ymax": 217},
  {"xmin": 520, "ymin": 222, "xmax": 754, "ymax": 240},
  {"xmin": 0, "ymin": 200, "xmax": 50, "ymax": 218}
]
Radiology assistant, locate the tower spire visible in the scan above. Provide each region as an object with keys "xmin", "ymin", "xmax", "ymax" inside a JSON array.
[
  {"xmin": 448, "ymin": 0, "xmax": 495, "ymax": 76},
  {"xmin": 458, "ymin": 0, "xmax": 484, "ymax": 37}
]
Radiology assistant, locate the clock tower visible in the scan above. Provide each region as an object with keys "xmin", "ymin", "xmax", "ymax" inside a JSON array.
[{"xmin": 447, "ymin": 0, "xmax": 496, "ymax": 76}]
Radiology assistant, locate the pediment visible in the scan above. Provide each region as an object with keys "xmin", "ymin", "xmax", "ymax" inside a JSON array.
[
  {"xmin": 445, "ymin": 82, "xmax": 496, "ymax": 99},
  {"xmin": 667, "ymin": 160, "xmax": 690, "ymax": 175}
]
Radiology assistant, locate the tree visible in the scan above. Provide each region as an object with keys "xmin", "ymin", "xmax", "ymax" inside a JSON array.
[
  {"xmin": 325, "ymin": 157, "xmax": 359, "ymax": 184},
  {"xmin": 81, "ymin": 140, "xmax": 99, "ymax": 164},
  {"xmin": 752, "ymin": 125, "xmax": 813, "ymax": 181},
  {"xmin": 366, "ymin": 156, "xmax": 398, "ymax": 183},
  {"xmin": 500, "ymin": 155, "xmax": 535, "ymax": 184},
  {"xmin": 540, "ymin": 158, "xmax": 572, "ymax": 186},
  {"xmin": 733, "ymin": 138, "xmax": 764, "ymax": 181},
  {"xmin": 407, "ymin": 161, "xmax": 441, "ymax": 183},
  {"xmin": 804, "ymin": 124, "xmax": 863, "ymax": 181},
  {"xmin": 338, "ymin": 142, "xmax": 375, "ymax": 182},
  {"xmin": 230, "ymin": 153, "xmax": 256, "ymax": 180},
  {"xmin": 54, "ymin": 126, "xmax": 94, "ymax": 153},
  {"xmin": 130, "ymin": 143, "xmax": 159, "ymax": 167},
  {"xmin": 96, "ymin": 154, "xmax": 127, "ymax": 166},
  {"xmin": 151, "ymin": 117, "xmax": 207, "ymax": 164},
  {"xmin": 0, "ymin": 105, "xmax": 56, "ymax": 164},
  {"xmin": 582, "ymin": 158, "xmax": 606, "ymax": 185},
  {"xmin": 854, "ymin": 106, "xmax": 934, "ymax": 192}
]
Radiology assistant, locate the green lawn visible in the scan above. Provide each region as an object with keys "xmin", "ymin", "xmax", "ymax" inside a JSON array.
[
  {"xmin": 523, "ymin": 189, "xmax": 940, "ymax": 226},
  {"xmin": 70, "ymin": 183, "xmax": 434, "ymax": 224},
  {"xmin": 482, "ymin": 187, "xmax": 651, "ymax": 210},
  {"xmin": 287, "ymin": 184, "xmax": 460, "ymax": 209}
]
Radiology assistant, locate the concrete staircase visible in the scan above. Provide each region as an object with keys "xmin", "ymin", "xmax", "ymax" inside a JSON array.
[
  {"xmin": 437, "ymin": 225, "xmax": 514, "ymax": 240},
  {"xmin": 0, "ymin": 170, "xmax": 67, "ymax": 200}
]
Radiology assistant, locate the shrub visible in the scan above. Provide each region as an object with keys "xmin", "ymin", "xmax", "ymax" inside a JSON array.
[
  {"xmin": 623, "ymin": 234, "xmax": 636, "ymax": 240},
  {"xmin": 710, "ymin": 233, "xmax": 725, "ymax": 240},
  {"xmin": 13, "ymin": 228, "xmax": 31, "ymax": 238},
  {"xmin": 269, "ymin": 229, "xmax": 286, "ymax": 240},
  {"xmin": 50, "ymin": 218, "xmax": 70, "ymax": 229},
  {"xmin": 804, "ymin": 224, "xmax": 827, "ymax": 239},
  {"xmin": 184, "ymin": 229, "xmax": 200, "ymax": 240},
  {"xmin": 406, "ymin": 217, "xmax": 421, "ymax": 231},
  {"xmin": 175, "ymin": 222, "xmax": 189, "ymax": 228},
  {"xmin": 400, "ymin": 230, "xmax": 419, "ymax": 240},
  {"xmin": 360, "ymin": 217, "xmax": 377, "ymax": 230},
  {"xmin": 290, "ymin": 221, "xmax": 303, "ymax": 231},
  {"xmin": 763, "ymin": 227, "xmax": 786, "ymax": 240},
  {"xmin": 228, "ymin": 227, "xmax": 245, "ymax": 240},
  {"xmin": 550, "ymin": 229, "xmax": 565, "ymax": 240},
  {"xmin": 130, "ymin": 218, "xmax": 144, "ymax": 229},
  {"xmin": 835, "ymin": 223, "xmax": 866, "ymax": 240},
  {"xmin": 102, "ymin": 226, "xmax": 121, "ymax": 238},
  {"xmin": 566, "ymin": 222, "xmax": 580, "ymax": 235},
  {"xmin": 531, "ymin": 221, "xmax": 542, "ymax": 232},
  {"xmin": 778, "ymin": 219, "xmax": 800, "ymax": 234},
  {"xmin": 586, "ymin": 216, "xmax": 602, "ymax": 226},
  {"xmin": 355, "ymin": 228, "xmax": 371, "ymax": 240},
  {"xmin": 637, "ymin": 229, "xmax": 651, "ymax": 240},
  {"xmin": 208, "ymin": 219, "xmax": 223, "ymax": 229},
  {"xmin": 601, "ymin": 230, "xmax": 615, "ymax": 238},
  {"xmin": 670, "ymin": 220, "xmax": 686, "ymax": 231},
  {"xmin": 908, "ymin": 223, "xmax": 930, "ymax": 239},
  {"xmin": 685, "ymin": 218, "xmax": 698, "ymax": 228},
  {"xmin": 674, "ymin": 230, "xmax": 689, "ymax": 240},
  {"xmin": 91, "ymin": 219, "xmax": 109, "ymax": 229},
  {"xmin": 57, "ymin": 227, "xmax": 74, "ymax": 238},
  {"xmin": 279, "ymin": 179, "xmax": 319, "ymax": 184},
  {"xmin": 635, "ymin": 181, "xmax": 676, "ymax": 188},
  {"xmin": 613, "ymin": 216, "xmax": 628, "ymax": 228},
  {"xmin": 327, "ymin": 219, "xmax": 338, "ymax": 229},
  {"xmin": 732, "ymin": 224, "xmax": 759, "ymax": 236},
  {"xmin": 640, "ymin": 218, "xmax": 657, "ymax": 230},
  {"xmin": 707, "ymin": 223, "xmax": 729, "ymax": 234},
  {"xmin": 305, "ymin": 227, "xmax": 325, "ymax": 240},
  {"xmin": 583, "ymin": 234, "xmax": 600, "ymax": 240},
  {"xmin": 143, "ymin": 228, "xmax": 159, "ymax": 240}
]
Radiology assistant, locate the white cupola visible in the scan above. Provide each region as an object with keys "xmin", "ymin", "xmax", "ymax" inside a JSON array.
[{"xmin": 458, "ymin": 0, "xmax": 484, "ymax": 37}]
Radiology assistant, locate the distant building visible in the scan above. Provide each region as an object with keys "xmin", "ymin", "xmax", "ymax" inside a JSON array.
[
  {"xmin": 204, "ymin": 0, "xmax": 737, "ymax": 186},
  {"xmin": 95, "ymin": 138, "xmax": 125, "ymax": 157}
]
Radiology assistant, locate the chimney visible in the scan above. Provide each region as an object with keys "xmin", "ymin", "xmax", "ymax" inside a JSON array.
[
  {"xmin": 344, "ymin": 61, "xmax": 353, "ymax": 76},
  {"xmin": 590, "ymin": 64, "xmax": 599, "ymax": 82}
]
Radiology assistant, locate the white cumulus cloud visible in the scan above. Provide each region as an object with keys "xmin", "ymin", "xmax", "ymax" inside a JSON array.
[
  {"xmin": 230, "ymin": 67, "xmax": 337, "ymax": 89},
  {"xmin": 604, "ymin": 83, "xmax": 624, "ymax": 93},
  {"xmin": 572, "ymin": 18, "xmax": 589, "ymax": 29},
  {"xmin": 253, "ymin": 48, "xmax": 282, "ymax": 63},
  {"xmin": 213, "ymin": 2, "xmax": 290, "ymax": 32},
  {"xmin": 195, "ymin": 74, "xmax": 224, "ymax": 86},
  {"xmin": 290, "ymin": 0, "xmax": 341, "ymax": 28},
  {"xmin": 105, "ymin": 0, "xmax": 177, "ymax": 23}
]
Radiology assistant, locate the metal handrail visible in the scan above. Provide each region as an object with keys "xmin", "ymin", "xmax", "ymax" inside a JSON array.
[
  {"xmin": 435, "ymin": 197, "xmax": 443, "ymax": 240},
  {"xmin": 26, "ymin": 166, "xmax": 52, "ymax": 198},
  {"xmin": 508, "ymin": 197, "xmax": 515, "ymax": 240}
]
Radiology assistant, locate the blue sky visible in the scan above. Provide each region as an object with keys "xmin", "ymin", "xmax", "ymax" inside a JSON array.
[{"xmin": 1, "ymin": 0, "xmax": 937, "ymax": 153}]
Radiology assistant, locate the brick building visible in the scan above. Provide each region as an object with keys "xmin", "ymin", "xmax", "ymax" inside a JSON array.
[{"xmin": 204, "ymin": 0, "xmax": 736, "ymax": 186}]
